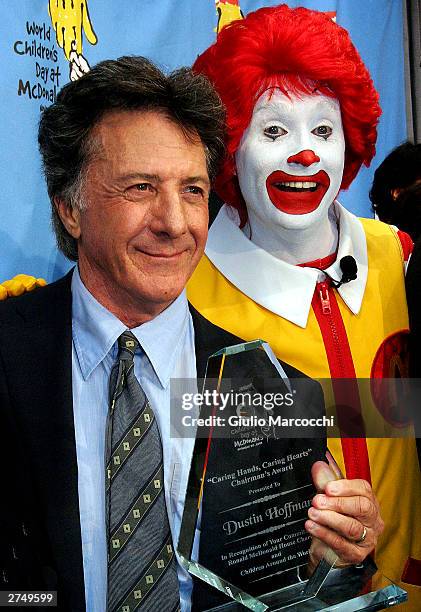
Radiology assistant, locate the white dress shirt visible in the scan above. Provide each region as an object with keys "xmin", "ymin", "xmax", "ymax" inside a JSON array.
[{"xmin": 205, "ymin": 203, "xmax": 369, "ymax": 328}]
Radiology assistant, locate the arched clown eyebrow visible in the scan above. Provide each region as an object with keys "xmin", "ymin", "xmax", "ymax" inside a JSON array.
[{"xmin": 252, "ymin": 94, "xmax": 340, "ymax": 117}]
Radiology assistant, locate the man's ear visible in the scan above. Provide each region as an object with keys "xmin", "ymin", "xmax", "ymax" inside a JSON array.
[{"xmin": 54, "ymin": 197, "xmax": 82, "ymax": 238}]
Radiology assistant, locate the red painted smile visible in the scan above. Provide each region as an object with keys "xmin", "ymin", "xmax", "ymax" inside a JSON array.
[{"xmin": 266, "ymin": 170, "xmax": 330, "ymax": 214}]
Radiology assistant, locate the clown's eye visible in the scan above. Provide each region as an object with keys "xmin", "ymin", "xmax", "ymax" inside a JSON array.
[
  {"xmin": 264, "ymin": 125, "xmax": 287, "ymax": 140},
  {"xmin": 312, "ymin": 125, "xmax": 333, "ymax": 140}
]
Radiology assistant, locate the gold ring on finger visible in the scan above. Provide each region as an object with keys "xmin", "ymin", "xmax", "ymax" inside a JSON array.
[{"xmin": 355, "ymin": 526, "xmax": 367, "ymax": 545}]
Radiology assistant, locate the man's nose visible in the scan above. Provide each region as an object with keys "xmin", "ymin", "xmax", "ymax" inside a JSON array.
[
  {"xmin": 287, "ymin": 149, "xmax": 320, "ymax": 167},
  {"xmin": 150, "ymin": 191, "xmax": 188, "ymax": 238}
]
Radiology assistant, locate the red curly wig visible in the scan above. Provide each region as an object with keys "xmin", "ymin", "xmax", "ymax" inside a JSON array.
[{"xmin": 193, "ymin": 4, "xmax": 381, "ymax": 224}]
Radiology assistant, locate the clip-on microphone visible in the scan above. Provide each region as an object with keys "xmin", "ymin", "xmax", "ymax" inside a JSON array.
[{"xmin": 329, "ymin": 255, "xmax": 358, "ymax": 288}]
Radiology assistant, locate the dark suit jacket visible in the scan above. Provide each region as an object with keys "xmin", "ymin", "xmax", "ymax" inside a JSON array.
[
  {"xmin": 406, "ymin": 237, "xmax": 421, "ymax": 468},
  {"xmin": 407, "ymin": 237, "xmax": 421, "ymax": 379},
  {"xmin": 0, "ymin": 271, "xmax": 324, "ymax": 611}
]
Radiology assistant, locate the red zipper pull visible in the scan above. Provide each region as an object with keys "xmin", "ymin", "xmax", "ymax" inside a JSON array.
[{"xmin": 318, "ymin": 281, "xmax": 331, "ymax": 315}]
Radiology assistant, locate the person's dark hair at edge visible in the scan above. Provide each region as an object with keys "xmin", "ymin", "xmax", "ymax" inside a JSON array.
[
  {"xmin": 38, "ymin": 55, "xmax": 226, "ymax": 261},
  {"xmin": 370, "ymin": 141, "xmax": 421, "ymax": 240}
]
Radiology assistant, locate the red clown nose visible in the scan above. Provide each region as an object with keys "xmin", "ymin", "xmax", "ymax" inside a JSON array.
[{"xmin": 287, "ymin": 149, "xmax": 320, "ymax": 166}]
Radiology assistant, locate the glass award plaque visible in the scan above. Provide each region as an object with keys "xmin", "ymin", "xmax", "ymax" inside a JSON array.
[{"xmin": 177, "ymin": 341, "xmax": 407, "ymax": 611}]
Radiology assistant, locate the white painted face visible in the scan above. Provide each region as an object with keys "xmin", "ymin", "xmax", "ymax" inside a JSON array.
[{"xmin": 235, "ymin": 90, "xmax": 345, "ymax": 231}]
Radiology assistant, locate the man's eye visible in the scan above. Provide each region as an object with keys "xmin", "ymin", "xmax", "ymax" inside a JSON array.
[
  {"xmin": 312, "ymin": 125, "xmax": 333, "ymax": 140},
  {"xmin": 263, "ymin": 125, "xmax": 287, "ymax": 140},
  {"xmin": 184, "ymin": 186, "xmax": 204, "ymax": 195},
  {"xmin": 124, "ymin": 183, "xmax": 153, "ymax": 201}
]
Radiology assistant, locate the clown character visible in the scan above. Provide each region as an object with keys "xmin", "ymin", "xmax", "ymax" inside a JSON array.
[{"xmin": 189, "ymin": 4, "xmax": 421, "ymax": 608}]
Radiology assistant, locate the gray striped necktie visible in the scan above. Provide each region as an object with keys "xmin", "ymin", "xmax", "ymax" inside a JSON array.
[{"xmin": 105, "ymin": 331, "xmax": 180, "ymax": 612}]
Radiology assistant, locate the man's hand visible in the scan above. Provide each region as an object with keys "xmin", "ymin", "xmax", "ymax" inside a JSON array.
[
  {"xmin": 0, "ymin": 275, "xmax": 46, "ymax": 300},
  {"xmin": 49, "ymin": 0, "xmax": 97, "ymax": 60},
  {"xmin": 306, "ymin": 461, "xmax": 384, "ymax": 566}
]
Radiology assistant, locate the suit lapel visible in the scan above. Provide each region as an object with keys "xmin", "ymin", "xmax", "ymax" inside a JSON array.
[{"xmin": 12, "ymin": 272, "xmax": 85, "ymax": 610}]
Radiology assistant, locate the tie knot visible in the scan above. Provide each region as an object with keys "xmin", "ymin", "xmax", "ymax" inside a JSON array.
[{"xmin": 118, "ymin": 331, "xmax": 138, "ymax": 361}]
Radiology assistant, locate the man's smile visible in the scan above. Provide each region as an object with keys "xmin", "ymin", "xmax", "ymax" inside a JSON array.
[
  {"xmin": 266, "ymin": 170, "xmax": 330, "ymax": 214},
  {"xmin": 132, "ymin": 245, "xmax": 190, "ymax": 262},
  {"xmin": 138, "ymin": 250, "xmax": 185, "ymax": 258}
]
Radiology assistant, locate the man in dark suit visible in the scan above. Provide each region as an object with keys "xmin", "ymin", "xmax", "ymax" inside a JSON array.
[
  {"xmin": 0, "ymin": 55, "xmax": 229, "ymax": 612},
  {"xmin": 0, "ymin": 271, "xmax": 326, "ymax": 610},
  {"xmin": 0, "ymin": 56, "xmax": 381, "ymax": 611}
]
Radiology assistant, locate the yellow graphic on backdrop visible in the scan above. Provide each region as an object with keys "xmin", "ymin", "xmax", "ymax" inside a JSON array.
[
  {"xmin": 215, "ymin": 1, "xmax": 243, "ymax": 34},
  {"xmin": 213, "ymin": 4, "xmax": 336, "ymax": 37},
  {"xmin": 48, "ymin": 0, "xmax": 97, "ymax": 81}
]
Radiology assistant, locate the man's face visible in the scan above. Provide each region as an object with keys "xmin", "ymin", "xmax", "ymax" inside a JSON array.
[
  {"xmin": 63, "ymin": 110, "xmax": 210, "ymax": 321},
  {"xmin": 235, "ymin": 90, "xmax": 345, "ymax": 231}
]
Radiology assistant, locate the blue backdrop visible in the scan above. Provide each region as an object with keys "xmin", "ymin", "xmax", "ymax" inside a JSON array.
[{"xmin": 1, "ymin": 1, "xmax": 407, "ymax": 281}]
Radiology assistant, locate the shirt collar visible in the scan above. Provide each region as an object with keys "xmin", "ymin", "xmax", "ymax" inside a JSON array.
[
  {"xmin": 72, "ymin": 267, "xmax": 190, "ymax": 387},
  {"xmin": 205, "ymin": 202, "xmax": 368, "ymax": 328}
]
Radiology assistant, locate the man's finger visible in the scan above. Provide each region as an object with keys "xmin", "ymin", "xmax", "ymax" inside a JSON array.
[
  {"xmin": 311, "ymin": 460, "xmax": 337, "ymax": 492},
  {"xmin": 312, "ymin": 493, "xmax": 377, "ymax": 522},
  {"xmin": 305, "ymin": 520, "xmax": 369, "ymax": 565},
  {"xmin": 324, "ymin": 478, "xmax": 374, "ymax": 499},
  {"xmin": 308, "ymin": 507, "xmax": 371, "ymax": 545}
]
